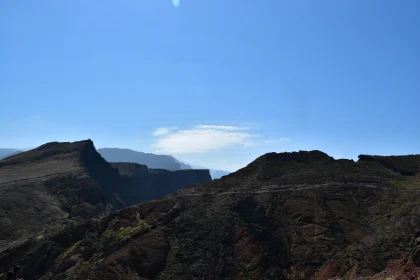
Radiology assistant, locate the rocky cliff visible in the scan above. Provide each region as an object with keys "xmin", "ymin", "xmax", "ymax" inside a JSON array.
[
  {"xmin": 111, "ymin": 162, "xmax": 212, "ymax": 205},
  {"xmin": 2, "ymin": 150, "xmax": 420, "ymax": 279},
  {"xmin": 0, "ymin": 140, "xmax": 119, "ymax": 252},
  {"xmin": 0, "ymin": 140, "xmax": 211, "ymax": 254}
]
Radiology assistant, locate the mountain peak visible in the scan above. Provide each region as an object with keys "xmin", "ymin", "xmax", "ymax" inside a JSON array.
[{"xmin": 0, "ymin": 139, "xmax": 96, "ymax": 168}]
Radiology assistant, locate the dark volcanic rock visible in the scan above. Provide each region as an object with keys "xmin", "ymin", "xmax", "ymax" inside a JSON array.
[
  {"xmin": 2, "ymin": 150, "xmax": 420, "ymax": 279},
  {"xmin": 0, "ymin": 140, "xmax": 211, "ymax": 254},
  {"xmin": 358, "ymin": 154, "xmax": 420, "ymax": 176},
  {"xmin": 111, "ymin": 162, "xmax": 212, "ymax": 205},
  {"xmin": 0, "ymin": 140, "xmax": 118, "ymax": 251}
]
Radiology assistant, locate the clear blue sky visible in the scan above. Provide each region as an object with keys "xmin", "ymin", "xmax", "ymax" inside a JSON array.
[{"xmin": 1, "ymin": 0, "xmax": 419, "ymax": 171}]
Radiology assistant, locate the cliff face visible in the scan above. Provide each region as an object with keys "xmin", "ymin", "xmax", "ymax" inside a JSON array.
[
  {"xmin": 0, "ymin": 140, "xmax": 211, "ymax": 253},
  {"xmin": 111, "ymin": 162, "xmax": 212, "ymax": 205},
  {"xmin": 3, "ymin": 150, "xmax": 420, "ymax": 279},
  {"xmin": 0, "ymin": 140, "xmax": 122, "ymax": 251}
]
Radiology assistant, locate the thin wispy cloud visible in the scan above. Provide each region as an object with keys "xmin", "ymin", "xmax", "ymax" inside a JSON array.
[
  {"xmin": 264, "ymin": 138, "xmax": 291, "ymax": 144},
  {"xmin": 153, "ymin": 127, "xmax": 177, "ymax": 136},
  {"xmin": 195, "ymin": 125, "xmax": 251, "ymax": 131},
  {"xmin": 153, "ymin": 125, "xmax": 257, "ymax": 154},
  {"xmin": 152, "ymin": 125, "xmax": 292, "ymax": 171}
]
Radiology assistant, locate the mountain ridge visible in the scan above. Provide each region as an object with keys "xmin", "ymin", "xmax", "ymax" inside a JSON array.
[
  {"xmin": 0, "ymin": 140, "xmax": 211, "ymax": 252},
  {"xmin": 2, "ymin": 148, "xmax": 420, "ymax": 279}
]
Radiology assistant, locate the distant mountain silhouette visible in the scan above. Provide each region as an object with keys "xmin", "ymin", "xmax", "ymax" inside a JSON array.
[
  {"xmin": 190, "ymin": 164, "xmax": 230, "ymax": 179},
  {"xmin": 0, "ymin": 148, "xmax": 22, "ymax": 160},
  {"xmin": 97, "ymin": 148, "xmax": 193, "ymax": 171},
  {"xmin": 209, "ymin": 169, "xmax": 230, "ymax": 179},
  {"xmin": 98, "ymin": 148, "xmax": 230, "ymax": 179}
]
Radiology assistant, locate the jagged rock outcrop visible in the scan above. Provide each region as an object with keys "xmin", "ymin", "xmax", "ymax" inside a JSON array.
[
  {"xmin": 2, "ymin": 150, "xmax": 420, "ymax": 279},
  {"xmin": 0, "ymin": 140, "xmax": 211, "ymax": 253}
]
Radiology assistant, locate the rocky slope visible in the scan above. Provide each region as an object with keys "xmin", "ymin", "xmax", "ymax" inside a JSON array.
[
  {"xmin": 111, "ymin": 162, "xmax": 212, "ymax": 205},
  {"xmin": 358, "ymin": 154, "xmax": 420, "ymax": 176},
  {"xmin": 0, "ymin": 140, "xmax": 211, "ymax": 253},
  {"xmin": 2, "ymin": 150, "xmax": 420, "ymax": 279}
]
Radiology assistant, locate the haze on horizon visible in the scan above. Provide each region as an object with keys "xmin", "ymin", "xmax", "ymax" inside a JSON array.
[{"xmin": 1, "ymin": 0, "xmax": 419, "ymax": 172}]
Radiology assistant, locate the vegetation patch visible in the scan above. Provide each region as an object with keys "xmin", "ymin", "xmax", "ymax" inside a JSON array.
[
  {"xmin": 103, "ymin": 214, "xmax": 151, "ymax": 243},
  {"xmin": 367, "ymin": 175, "xmax": 420, "ymax": 233},
  {"xmin": 155, "ymin": 238, "xmax": 185, "ymax": 280},
  {"xmin": 35, "ymin": 234, "xmax": 45, "ymax": 240},
  {"xmin": 57, "ymin": 240, "xmax": 82, "ymax": 262},
  {"xmin": 77, "ymin": 262, "xmax": 87, "ymax": 273}
]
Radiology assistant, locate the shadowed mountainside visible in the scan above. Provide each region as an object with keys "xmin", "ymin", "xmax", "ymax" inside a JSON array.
[
  {"xmin": 0, "ymin": 140, "xmax": 121, "ymax": 251},
  {"xmin": 0, "ymin": 140, "xmax": 211, "ymax": 253},
  {"xmin": 111, "ymin": 162, "xmax": 212, "ymax": 205},
  {"xmin": 2, "ymin": 150, "xmax": 420, "ymax": 279},
  {"xmin": 358, "ymin": 154, "xmax": 420, "ymax": 176}
]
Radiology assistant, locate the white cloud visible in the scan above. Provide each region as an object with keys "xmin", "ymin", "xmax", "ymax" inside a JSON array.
[
  {"xmin": 264, "ymin": 138, "xmax": 291, "ymax": 144},
  {"xmin": 153, "ymin": 127, "xmax": 177, "ymax": 136},
  {"xmin": 153, "ymin": 125, "xmax": 257, "ymax": 154},
  {"xmin": 195, "ymin": 125, "xmax": 250, "ymax": 131}
]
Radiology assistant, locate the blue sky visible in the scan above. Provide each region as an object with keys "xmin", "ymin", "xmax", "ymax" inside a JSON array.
[{"xmin": 1, "ymin": 0, "xmax": 419, "ymax": 171}]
